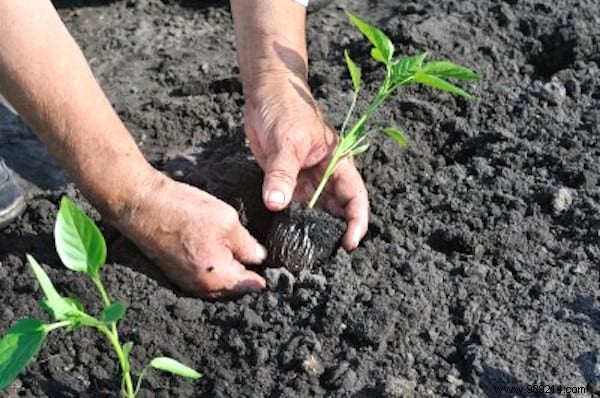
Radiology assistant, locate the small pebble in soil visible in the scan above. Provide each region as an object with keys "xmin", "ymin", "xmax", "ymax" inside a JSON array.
[
  {"xmin": 552, "ymin": 187, "xmax": 573, "ymax": 213},
  {"xmin": 383, "ymin": 376, "xmax": 417, "ymax": 398},
  {"xmin": 540, "ymin": 80, "xmax": 567, "ymax": 105},
  {"xmin": 302, "ymin": 354, "xmax": 324, "ymax": 378},
  {"xmin": 265, "ymin": 267, "xmax": 296, "ymax": 294}
]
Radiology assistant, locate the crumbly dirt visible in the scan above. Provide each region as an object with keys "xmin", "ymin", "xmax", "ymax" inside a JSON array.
[{"xmin": 1, "ymin": 0, "xmax": 599, "ymax": 397}]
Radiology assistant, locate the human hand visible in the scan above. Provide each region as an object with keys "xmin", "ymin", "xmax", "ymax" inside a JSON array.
[
  {"xmin": 244, "ymin": 72, "xmax": 369, "ymax": 250},
  {"xmin": 116, "ymin": 173, "xmax": 267, "ymax": 298}
]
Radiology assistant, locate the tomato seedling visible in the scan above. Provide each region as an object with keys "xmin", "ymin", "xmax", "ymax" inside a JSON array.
[
  {"xmin": 308, "ymin": 11, "xmax": 481, "ymax": 208},
  {"xmin": 0, "ymin": 197, "xmax": 201, "ymax": 397}
]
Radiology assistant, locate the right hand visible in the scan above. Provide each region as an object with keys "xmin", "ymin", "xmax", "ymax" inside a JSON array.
[{"xmin": 117, "ymin": 173, "xmax": 267, "ymax": 298}]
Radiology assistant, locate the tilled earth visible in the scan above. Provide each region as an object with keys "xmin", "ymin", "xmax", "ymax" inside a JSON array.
[{"xmin": 1, "ymin": 0, "xmax": 600, "ymax": 397}]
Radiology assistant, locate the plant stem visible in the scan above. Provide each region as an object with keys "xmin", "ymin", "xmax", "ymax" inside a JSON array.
[
  {"xmin": 340, "ymin": 91, "xmax": 358, "ymax": 136},
  {"xmin": 100, "ymin": 325, "xmax": 135, "ymax": 398},
  {"xmin": 308, "ymin": 87, "xmax": 392, "ymax": 208},
  {"xmin": 44, "ymin": 320, "xmax": 71, "ymax": 333},
  {"xmin": 93, "ymin": 276, "xmax": 111, "ymax": 307},
  {"xmin": 93, "ymin": 276, "xmax": 132, "ymax": 396}
]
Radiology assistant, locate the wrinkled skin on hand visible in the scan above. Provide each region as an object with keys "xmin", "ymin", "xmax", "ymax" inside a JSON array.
[
  {"xmin": 244, "ymin": 73, "xmax": 369, "ymax": 250},
  {"xmin": 117, "ymin": 174, "xmax": 267, "ymax": 298}
]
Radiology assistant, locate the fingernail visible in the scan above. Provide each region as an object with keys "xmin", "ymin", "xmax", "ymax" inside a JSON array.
[
  {"xmin": 267, "ymin": 190, "xmax": 286, "ymax": 205},
  {"xmin": 351, "ymin": 230, "xmax": 362, "ymax": 250},
  {"xmin": 256, "ymin": 243, "xmax": 268, "ymax": 261}
]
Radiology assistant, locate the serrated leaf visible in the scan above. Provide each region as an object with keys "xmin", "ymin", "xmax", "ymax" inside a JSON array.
[
  {"xmin": 27, "ymin": 255, "xmax": 77, "ymax": 321},
  {"xmin": 149, "ymin": 357, "xmax": 202, "ymax": 379},
  {"xmin": 422, "ymin": 61, "xmax": 480, "ymax": 80},
  {"xmin": 344, "ymin": 50, "xmax": 361, "ymax": 92},
  {"xmin": 0, "ymin": 319, "xmax": 47, "ymax": 391},
  {"xmin": 413, "ymin": 71, "xmax": 474, "ymax": 99},
  {"xmin": 392, "ymin": 53, "xmax": 428, "ymax": 84},
  {"xmin": 346, "ymin": 10, "xmax": 394, "ymax": 64},
  {"xmin": 101, "ymin": 301, "xmax": 127, "ymax": 324},
  {"xmin": 383, "ymin": 128, "xmax": 410, "ymax": 149},
  {"xmin": 55, "ymin": 197, "xmax": 106, "ymax": 277}
]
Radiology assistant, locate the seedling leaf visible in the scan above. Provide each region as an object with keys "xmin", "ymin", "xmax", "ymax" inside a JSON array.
[
  {"xmin": 27, "ymin": 255, "xmax": 78, "ymax": 321},
  {"xmin": 350, "ymin": 142, "xmax": 370, "ymax": 156},
  {"xmin": 392, "ymin": 53, "xmax": 428, "ymax": 84},
  {"xmin": 383, "ymin": 128, "xmax": 409, "ymax": 149},
  {"xmin": 55, "ymin": 197, "xmax": 106, "ymax": 276},
  {"xmin": 346, "ymin": 11, "xmax": 394, "ymax": 64},
  {"xmin": 101, "ymin": 301, "xmax": 127, "ymax": 324},
  {"xmin": 344, "ymin": 50, "xmax": 361, "ymax": 92},
  {"xmin": 422, "ymin": 61, "xmax": 480, "ymax": 80},
  {"xmin": 123, "ymin": 342, "xmax": 133, "ymax": 373},
  {"xmin": 371, "ymin": 48, "xmax": 386, "ymax": 63},
  {"xmin": 0, "ymin": 319, "xmax": 47, "ymax": 390},
  {"xmin": 413, "ymin": 71, "xmax": 474, "ymax": 99},
  {"xmin": 148, "ymin": 357, "xmax": 202, "ymax": 379}
]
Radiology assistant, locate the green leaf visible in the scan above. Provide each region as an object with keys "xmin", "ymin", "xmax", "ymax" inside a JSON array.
[
  {"xmin": 123, "ymin": 342, "xmax": 134, "ymax": 360},
  {"xmin": 344, "ymin": 50, "xmax": 361, "ymax": 92},
  {"xmin": 55, "ymin": 197, "xmax": 106, "ymax": 277},
  {"xmin": 422, "ymin": 61, "xmax": 480, "ymax": 80},
  {"xmin": 392, "ymin": 53, "xmax": 428, "ymax": 84},
  {"xmin": 350, "ymin": 142, "xmax": 370, "ymax": 156},
  {"xmin": 346, "ymin": 10, "xmax": 394, "ymax": 64},
  {"xmin": 0, "ymin": 319, "xmax": 47, "ymax": 391},
  {"xmin": 123, "ymin": 342, "xmax": 134, "ymax": 373},
  {"xmin": 413, "ymin": 71, "xmax": 474, "ymax": 99},
  {"xmin": 383, "ymin": 128, "xmax": 410, "ymax": 149},
  {"xmin": 27, "ymin": 255, "xmax": 77, "ymax": 321},
  {"xmin": 371, "ymin": 48, "xmax": 386, "ymax": 63},
  {"xmin": 148, "ymin": 357, "xmax": 202, "ymax": 379},
  {"xmin": 101, "ymin": 301, "xmax": 127, "ymax": 324}
]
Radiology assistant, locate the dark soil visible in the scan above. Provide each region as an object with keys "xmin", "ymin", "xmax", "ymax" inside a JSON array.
[
  {"xmin": 1, "ymin": 0, "xmax": 600, "ymax": 397},
  {"xmin": 266, "ymin": 203, "xmax": 345, "ymax": 274}
]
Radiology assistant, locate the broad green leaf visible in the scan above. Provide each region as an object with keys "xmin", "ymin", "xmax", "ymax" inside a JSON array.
[
  {"xmin": 123, "ymin": 342, "xmax": 134, "ymax": 373},
  {"xmin": 422, "ymin": 61, "xmax": 480, "ymax": 80},
  {"xmin": 27, "ymin": 255, "xmax": 77, "ymax": 321},
  {"xmin": 392, "ymin": 53, "xmax": 428, "ymax": 84},
  {"xmin": 383, "ymin": 128, "xmax": 410, "ymax": 149},
  {"xmin": 371, "ymin": 48, "xmax": 386, "ymax": 63},
  {"xmin": 149, "ymin": 357, "xmax": 202, "ymax": 379},
  {"xmin": 0, "ymin": 319, "xmax": 47, "ymax": 391},
  {"xmin": 346, "ymin": 10, "xmax": 394, "ymax": 64},
  {"xmin": 344, "ymin": 50, "xmax": 361, "ymax": 92},
  {"xmin": 55, "ymin": 197, "xmax": 106, "ymax": 276},
  {"xmin": 413, "ymin": 71, "xmax": 474, "ymax": 99},
  {"xmin": 101, "ymin": 301, "xmax": 127, "ymax": 324}
]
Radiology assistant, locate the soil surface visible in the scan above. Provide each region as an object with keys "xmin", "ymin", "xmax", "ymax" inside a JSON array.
[{"xmin": 1, "ymin": 0, "xmax": 600, "ymax": 397}]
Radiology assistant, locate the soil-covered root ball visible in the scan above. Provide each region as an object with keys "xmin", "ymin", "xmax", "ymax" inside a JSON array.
[{"xmin": 265, "ymin": 203, "xmax": 345, "ymax": 273}]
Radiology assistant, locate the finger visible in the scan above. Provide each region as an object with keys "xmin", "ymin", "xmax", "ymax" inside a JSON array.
[
  {"xmin": 198, "ymin": 255, "xmax": 266, "ymax": 299},
  {"xmin": 263, "ymin": 148, "xmax": 301, "ymax": 211},
  {"xmin": 228, "ymin": 223, "xmax": 268, "ymax": 265},
  {"xmin": 331, "ymin": 159, "xmax": 369, "ymax": 250}
]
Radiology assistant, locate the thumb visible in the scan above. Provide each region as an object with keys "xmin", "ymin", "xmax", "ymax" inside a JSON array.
[{"xmin": 263, "ymin": 148, "xmax": 301, "ymax": 211}]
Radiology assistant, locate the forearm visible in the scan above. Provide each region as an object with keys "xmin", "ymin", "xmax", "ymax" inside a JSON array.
[
  {"xmin": 230, "ymin": 0, "xmax": 308, "ymax": 91},
  {"xmin": 0, "ymin": 1, "xmax": 156, "ymax": 222}
]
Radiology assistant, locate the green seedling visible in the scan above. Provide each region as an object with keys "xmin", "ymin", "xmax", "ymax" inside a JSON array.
[
  {"xmin": 308, "ymin": 11, "xmax": 481, "ymax": 208},
  {"xmin": 0, "ymin": 197, "xmax": 201, "ymax": 397}
]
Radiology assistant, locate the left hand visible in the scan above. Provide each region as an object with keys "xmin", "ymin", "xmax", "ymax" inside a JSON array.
[{"xmin": 243, "ymin": 71, "xmax": 369, "ymax": 250}]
